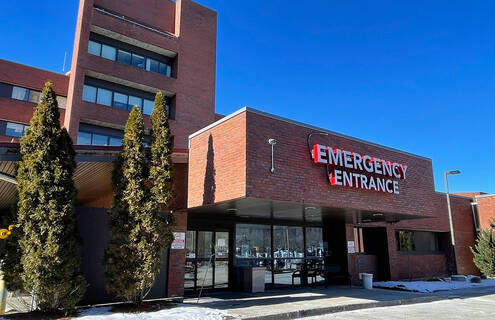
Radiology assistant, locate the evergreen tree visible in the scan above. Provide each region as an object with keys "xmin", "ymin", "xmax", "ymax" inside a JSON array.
[
  {"xmin": 471, "ymin": 222, "xmax": 495, "ymax": 277},
  {"xmin": 16, "ymin": 82, "xmax": 85, "ymax": 312},
  {"xmin": 104, "ymin": 106, "xmax": 149, "ymax": 303}
]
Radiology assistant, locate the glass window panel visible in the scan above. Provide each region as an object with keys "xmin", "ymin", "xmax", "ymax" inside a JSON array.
[
  {"xmin": 215, "ymin": 232, "xmax": 229, "ymax": 259},
  {"xmin": 166, "ymin": 104, "xmax": 170, "ymax": 117},
  {"xmin": 117, "ymin": 49, "xmax": 132, "ymax": 65},
  {"xmin": 197, "ymin": 231, "xmax": 213, "ymax": 259},
  {"xmin": 131, "ymin": 53, "xmax": 145, "ymax": 69},
  {"xmin": 101, "ymin": 44, "xmax": 116, "ymax": 60},
  {"xmin": 96, "ymin": 88, "xmax": 112, "ymax": 106},
  {"xmin": 159, "ymin": 62, "xmax": 170, "ymax": 76},
  {"xmin": 186, "ymin": 231, "xmax": 196, "ymax": 259},
  {"xmin": 113, "ymin": 92, "xmax": 128, "ymax": 110},
  {"xmin": 11, "ymin": 86, "xmax": 29, "ymax": 101},
  {"xmin": 88, "ymin": 40, "xmax": 101, "ymax": 56},
  {"xmin": 56, "ymin": 96, "xmax": 67, "ymax": 109},
  {"xmin": 82, "ymin": 85, "xmax": 97, "ymax": 103},
  {"xmin": 214, "ymin": 261, "xmax": 229, "ymax": 288},
  {"xmin": 5, "ymin": 122, "xmax": 25, "ymax": 137},
  {"xmin": 196, "ymin": 261, "xmax": 213, "ymax": 288},
  {"xmin": 306, "ymin": 227, "xmax": 323, "ymax": 258},
  {"xmin": 146, "ymin": 58, "xmax": 160, "ymax": 73},
  {"xmin": 128, "ymin": 96, "xmax": 142, "ymax": 110},
  {"xmin": 143, "ymin": 99, "xmax": 154, "ymax": 115},
  {"xmin": 77, "ymin": 131, "xmax": 92, "ymax": 145},
  {"xmin": 236, "ymin": 224, "xmax": 271, "ymax": 259},
  {"xmin": 29, "ymin": 90, "xmax": 41, "ymax": 104},
  {"xmin": 109, "ymin": 137, "xmax": 122, "ymax": 146},
  {"xmin": 273, "ymin": 226, "xmax": 304, "ymax": 258},
  {"xmin": 92, "ymin": 133, "xmax": 109, "ymax": 146}
]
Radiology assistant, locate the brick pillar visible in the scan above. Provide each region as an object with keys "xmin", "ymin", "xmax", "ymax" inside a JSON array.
[
  {"xmin": 385, "ymin": 224, "xmax": 399, "ymax": 280},
  {"xmin": 167, "ymin": 210, "xmax": 187, "ymax": 297},
  {"xmin": 345, "ymin": 224, "xmax": 359, "ymax": 284}
]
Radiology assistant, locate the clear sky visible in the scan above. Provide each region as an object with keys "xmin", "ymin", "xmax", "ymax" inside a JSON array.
[{"xmin": 0, "ymin": 0, "xmax": 493, "ymax": 194}]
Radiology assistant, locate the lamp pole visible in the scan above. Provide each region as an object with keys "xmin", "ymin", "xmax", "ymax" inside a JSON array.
[{"xmin": 444, "ymin": 170, "xmax": 460, "ymax": 274}]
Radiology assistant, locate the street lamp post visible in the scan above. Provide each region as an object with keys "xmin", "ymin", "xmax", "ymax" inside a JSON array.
[{"xmin": 444, "ymin": 169, "xmax": 460, "ymax": 274}]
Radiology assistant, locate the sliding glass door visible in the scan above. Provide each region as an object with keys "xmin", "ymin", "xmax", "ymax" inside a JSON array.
[{"xmin": 184, "ymin": 230, "xmax": 229, "ymax": 291}]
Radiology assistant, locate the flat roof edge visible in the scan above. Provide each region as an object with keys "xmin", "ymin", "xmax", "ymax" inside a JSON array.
[
  {"xmin": 475, "ymin": 194, "xmax": 495, "ymax": 199},
  {"xmin": 190, "ymin": 107, "xmax": 432, "ymax": 162}
]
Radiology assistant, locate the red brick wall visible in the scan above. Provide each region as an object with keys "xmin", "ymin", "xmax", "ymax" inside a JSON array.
[
  {"xmin": 188, "ymin": 113, "xmax": 247, "ymax": 207},
  {"xmin": 476, "ymin": 195, "xmax": 495, "ymax": 230},
  {"xmin": 94, "ymin": 0, "xmax": 176, "ymax": 34},
  {"xmin": 245, "ymin": 111, "xmax": 438, "ymax": 217},
  {"xmin": 189, "ymin": 109, "xmax": 479, "ymax": 279},
  {"xmin": 0, "ymin": 59, "xmax": 69, "ymax": 96}
]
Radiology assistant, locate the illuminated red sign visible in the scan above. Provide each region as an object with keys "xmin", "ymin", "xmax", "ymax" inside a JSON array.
[{"xmin": 312, "ymin": 144, "xmax": 407, "ymax": 194}]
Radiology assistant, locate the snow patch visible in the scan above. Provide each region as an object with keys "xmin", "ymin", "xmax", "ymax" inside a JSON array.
[
  {"xmin": 374, "ymin": 277, "xmax": 495, "ymax": 293},
  {"xmin": 76, "ymin": 305, "xmax": 234, "ymax": 320}
]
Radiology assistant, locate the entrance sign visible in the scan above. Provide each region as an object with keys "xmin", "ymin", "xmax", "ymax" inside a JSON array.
[
  {"xmin": 171, "ymin": 232, "xmax": 185, "ymax": 250},
  {"xmin": 312, "ymin": 144, "xmax": 407, "ymax": 194}
]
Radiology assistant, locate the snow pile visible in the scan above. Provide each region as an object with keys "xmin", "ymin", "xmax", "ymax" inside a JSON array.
[
  {"xmin": 374, "ymin": 277, "xmax": 495, "ymax": 293},
  {"xmin": 76, "ymin": 305, "xmax": 235, "ymax": 320}
]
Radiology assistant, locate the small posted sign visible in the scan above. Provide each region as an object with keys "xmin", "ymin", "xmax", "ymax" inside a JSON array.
[
  {"xmin": 171, "ymin": 232, "xmax": 185, "ymax": 250},
  {"xmin": 347, "ymin": 240, "xmax": 355, "ymax": 254}
]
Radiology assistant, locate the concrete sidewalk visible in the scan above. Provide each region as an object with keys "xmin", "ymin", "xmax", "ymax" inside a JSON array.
[{"xmin": 184, "ymin": 285, "xmax": 451, "ymax": 320}]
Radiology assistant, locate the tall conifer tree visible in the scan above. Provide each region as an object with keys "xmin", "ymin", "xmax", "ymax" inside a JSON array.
[
  {"xmin": 16, "ymin": 82, "xmax": 85, "ymax": 312},
  {"xmin": 104, "ymin": 106, "xmax": 149, "ymax": 303}
]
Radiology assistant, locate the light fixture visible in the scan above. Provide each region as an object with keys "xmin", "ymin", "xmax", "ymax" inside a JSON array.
[
  {"xmin": 372, "ymin": 213, "xmax": 383, "ymax": 217},
  {"xmin": 268, "ymin": 138, "xmax": 278, "ymax": 173},
  {"xmin": 447, "ymin": 170, "xmax": 461, "ymax": 175}
]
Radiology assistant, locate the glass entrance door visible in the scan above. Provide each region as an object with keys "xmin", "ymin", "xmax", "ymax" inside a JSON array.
[{"xmin": 184, "ymin": 230, "xmax": 230, "ymax": 291}]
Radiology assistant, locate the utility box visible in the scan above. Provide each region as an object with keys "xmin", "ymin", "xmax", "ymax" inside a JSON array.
[{"xmin": 243, "ymin": 267, "xmax": 265, "ymax": 293}]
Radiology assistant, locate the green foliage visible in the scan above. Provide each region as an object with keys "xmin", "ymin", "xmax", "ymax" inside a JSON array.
[
  {"xmin": 104, "ymin": 92, "xmax": 175, "ymax": 304},
  {"xmin": 0, "ymin": 200, "xmax": 23, "ymax": 292},
  {"xmin": 16, "ymin": 82, "xmax": 86, "ymax": 312},
  {"xmin": 471, "ymin": 223, "xmax": 495, "ymax": 277}
]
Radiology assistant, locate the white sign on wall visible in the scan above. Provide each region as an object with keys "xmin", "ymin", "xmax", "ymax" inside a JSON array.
[
  {"xmin": 347, "ymin": 240, "xmax": 355, "ymax": 254},
  {"xmin": 171, "ymin": 232, "xmax": 185, "ymax": 250}
]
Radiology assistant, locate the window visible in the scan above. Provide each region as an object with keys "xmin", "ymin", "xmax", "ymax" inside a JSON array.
[
  {"xmin": 5, "ymin": 122, "xmax": 28, "ymax": 138},
  {"xmin": 82, "ymin": 85, "xmax": 97, "ymax": 103},
  {"xmin": 101, "ymin": 44, "xmax": 116, "ymax": 60},
  {"xmin": 131, "ymin": 53, "xmax": 145, "ymax": 69},
  {"xmin": 77, "ymin": 131, "xmax": 92, "ymax": 145},
  {"xmin": 96, "ymin": 88, "xmax": 112, "ymax": 106},
  {"xmin": 113, "ymin": 92, "xmax": 128, "ymax": 110},
  {"xmin": 10, "ymin": 85, "xmax": 66, "ymax": 108},
  {"xmin": 146, "ymin": 58, "xmax": 160, "ymax": 73},
  {"xmin": 117, "ymin": 49, "xmax": 132, "ymax": 65},
  {"xmin": 143, "ymin": 99, "xmax": 154, "ymax": 115},
  {"xmin": 88, "ymin": 40, "xmax": 101, "ymax": 56},
  {"xmin": 11, "ymin": 86, "xmax": 30, "ymax": 101},
  {"xmin": 396, "ymin": 230, "xmax": 442, "ymax": 253},
  {"xmin": 87, "ymin": 35, "xmax": 173, "ymax": 78},
  {"xmin": 236, "ymin": 224, "xmax": 271, "ymax": 259},
  {"xmin": 128, "ymin": 96, "xmax": 142, "ymax": 110},
  {"xmin": 77, "ymin": 130, "xmax": 122, "ymax": 146}
]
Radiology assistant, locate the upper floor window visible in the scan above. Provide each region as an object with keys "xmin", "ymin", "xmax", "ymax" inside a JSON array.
[
  {"xmin": 0, "ymin": 120, "xmax": 29, "ymax": 138},
  {"xmin": 3, "ymin": 83, "xmax": 67, "ymax": 108},
  {"xmin": 88, "ymin": 34, "xmax": 173, "ymax": 78},
  {"xmin": 82, "ymin": 77, "xmax": 172, "ymax": 118},
  {"xmin": 76, "ymin": 123, "xmax": 156, "ymax": 147}
]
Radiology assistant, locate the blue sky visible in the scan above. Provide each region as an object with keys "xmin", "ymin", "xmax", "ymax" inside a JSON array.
[{"xmin": 0, "ymin": 0, "xmax": 493, "ymax": 193}]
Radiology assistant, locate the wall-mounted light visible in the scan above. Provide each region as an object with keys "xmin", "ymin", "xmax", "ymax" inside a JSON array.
[{"xmin": 268, "ymin": 138, "xmax": 277, "ymax": 173}]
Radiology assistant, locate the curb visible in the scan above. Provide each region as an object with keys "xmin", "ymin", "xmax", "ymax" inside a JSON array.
[{"xmin": 239, "ymin": 295, "xmax": 446, "ymax": 320}]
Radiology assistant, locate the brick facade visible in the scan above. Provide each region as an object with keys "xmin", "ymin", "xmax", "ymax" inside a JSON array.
[
  {"xmin": 476, "ymin": 194, "xmax": 495, "ymax": 230},
  {"xmin": 188, "ymin": 108, "xmax": 479, "ymax": 281}
]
